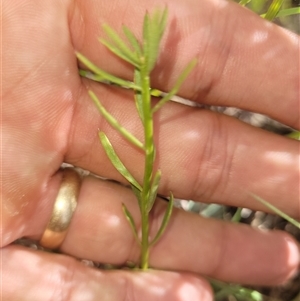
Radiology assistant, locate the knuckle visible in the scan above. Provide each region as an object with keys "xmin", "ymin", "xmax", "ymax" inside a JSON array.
[{"xmin": 191, "ymin": 113, "xmax": 234, "ymax": 202}]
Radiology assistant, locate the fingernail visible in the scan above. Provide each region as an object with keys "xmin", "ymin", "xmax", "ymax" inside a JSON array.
[{"xmin": 285, "ymin": 238, "xmax": 300, "ymax": 279}]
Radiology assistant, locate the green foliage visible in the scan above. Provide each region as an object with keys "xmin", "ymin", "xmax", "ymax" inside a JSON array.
[
  {"xmin": 250, "ymin": 193, "xmax": 300, "ymax": 229},
  {"xmin": 100, "ymin": 24, "xmax": 141, "ymax": 68},
  {"xmin": 122, "ymin": 203, "xmax": 140, "ymax": 245},
  {"xmin": 142, "ymin": 7, "xmax": 168, "ymax": 73},
  {"xmin": 287, "ymin": 131, "xmax": 300, "ymax": 140},
  {"xmin": 89, "ymin": 91, "xmax": 144, "ymax": 150},
  {"xmin": 231, "ymin": 207, "xmax": 243, "ymax": 223},
  {"xmin": 237, "ymin": 0, "xmax": 300, "ymax": 20},
  {"xmin": 239, "ymin": 0, "xmax": 252, "ymax": 7},
  {"xmin": 98, "ymin": 132, "xmax": 142, "ymax": 191},
  {"xmin": 150, "ymin": 192, "xmax": 174, "ymax": 247},
  {"xmin": 152, "ymin": 59, "xmax": 197, "ymax": 113},
  {"xmin": 277, "ymin": 6, "xmax": 300, "ymax": 18},
  {"xmin": 264, "ymin": 0, "xmax": 284, "ymax": 21},
  {"xmin": 211, "ymin": 279, "xmax": 264, "ymax": 301},
  {"xmin": 77, "ymin": 53, "xmax": 140, "ymax": 90},
  {"xmin": 77, "ymin": 8, "xmax": 196, "ymax": 270}
]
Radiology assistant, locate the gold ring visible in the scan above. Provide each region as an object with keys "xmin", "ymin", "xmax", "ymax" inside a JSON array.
[{"xmin": 39, "ymin": 168, "xmax": 81, "ymax": 249}]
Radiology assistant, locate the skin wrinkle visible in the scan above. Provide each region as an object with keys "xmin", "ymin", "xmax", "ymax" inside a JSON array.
[
  {"xmin": 180, "ymin": 19, "xmax": 212, "ymax": 99},
  {"xmin": 205, "ymin": 113, "xmax": 231, "ymax": 200},
  {"xmin": 207, "ymin": 123, "xmax": 233, "ymax": 199},
  {"xmin": 199, "ymin": 2, "xmax": 234, "ymax": 102},
  {"xmin": 183, "ymin": 4, "xmax": 235, "ymax": 103},
  {"xmin": 190, "ymin": 112, "xmax": 228, "ymax": 201},
  {"xmin": 65, "ymin": 85, "xmax": 96, "ymax": 166},
  {"xmin": 186, "ymin": 1, "xmax": 236, "ymax": 102},
  {"xmin": 190, "ymin": 134, "xmax": 214, "ymax": 200},
  {"xmin": 212, "ymin": 117, "xmax": 240, "ymax": 202},
  {"xmin": 211, "ymin": 18, "xmax": 238, "ymax": 104},
  {"xmin": 188, "ymin": 18, "xmax": 223, "ymax": 101}
]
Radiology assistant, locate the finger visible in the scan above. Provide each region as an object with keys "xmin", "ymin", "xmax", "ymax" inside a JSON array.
[
  {"xmin": 72, "ymin": 0, "xmax": 300, "ymax": 128},
  {"xmin": 13, "ymin": 175, "xmax": 300, "ymax": 286},
  {"xmin": 68, "ymin": 84, "xmax": 300, "ymax": 217},
  {"xmin": 2, "ymin": 245, "xmax": 213, "ymax": 301}
]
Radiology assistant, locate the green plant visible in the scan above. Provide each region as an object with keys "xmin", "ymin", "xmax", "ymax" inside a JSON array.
[
  {"xmin": 211, "ymin": 279, "xmax": 264, "ymax": 301},
  {"xmin": 76, "ymin": 8, "xmax": 196, "ymax": 270},
  {"xmin": 250, "ymin": 193, "xmax": 300, "ymax": 229},
  {"xmin": 238, "ymin": 0, "xmax": 300, "ymax": 20},
  {"xmin": 76, "ymin": 3, "xmax": 299, "ymax": 300}
]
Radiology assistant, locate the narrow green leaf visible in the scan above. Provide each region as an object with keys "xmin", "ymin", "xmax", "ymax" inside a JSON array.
[
  {"xmin": 89, "ymin": 90, "xmax": 144, "ymax": 150},
  {"xmin": 158, "ymin": 6, "xmax": 168, "ymax": 39},
  {"xmin": 76, "ymin": 52, "xmax": 140, "ymax": 90},
  {"xmin": 99, "ymin": 132, "xmax": 142, "ymax": 191},
  {"xmin": 76, "ymin": 52, "xmax": 107, "ymax": 76},
  {"xmin": 239, "ymin": 0, "xmax": 251, "ymax": 6},
  {"xmin": 231, "ymin": 207, "xmax": 242, "ymax": 223},
  {"xmin": 82, "ymin": 70, "xmax": 140, "ymax": 91},
  {"xmin": 100, "ymin": 38, "xmax": 140, "ymax": 68},
  {"xmin": 264, "ymin": 0, "xmax": 284, "ymax": 21},
  {"xmin": 77, "ymin": 52, "xmax": 167, "ymax": 99},
  {"xmin": 142, "ymin": 11, "xmax": 150, "ymax": 63},
  {"xmin": 122, "ymin": 203, "xmax": 141, "ymax": 245},
  {"xmin": 150, "ymin": 192, "xmax": 174, "ymax": 246},
  {"xmin": 131, "ymin": 184, "xmax": 142, "ymax": 211},
  {"xmin": 276, "ymin": 7, "xmax": 300, "ymax": 18},
  {"xmin": 101, "ymin": 24, "xmax": 140, "ymax": 67},
  {"xmin": 200, "ymin": 204, "xmax": 224, "ymax": 218},
  {"xmin": 79, "ymin": 69, "xmax": 109, "ymax": 84},
  {"xmin": 79, "ymin": 67, "xmax": 165, "ymax": 100},
  {"xmin": 152, "ymin": 59, "xmax": 197, "ymax": 113},
  {"xmin": 147, "ymin": 170, "xmax": 161, "ymax": 213},
  {"xmin": 211, "ymin": 279, "xmax": 264, "ymax": 301},
  {"xmin": 123, "ymin": 25, "xmax": 142, "ymax": 57},
  {"xmin": 103, "ymin": 24, "xmax": 137, "ymax": 56},
  {"xmin": 133, "ymin": 69, "xmax": 144, "ymax": 123},
  {"xmin": 143, "ymin": 8, "xmax": 168, "ymax": 73},
  {"xmin": 286, "ymin": 131, "xmax": 300, "ymax": 140},
  {"xmin": 250, "ymin": 193, "xmax": 300, "ymax": 229}
]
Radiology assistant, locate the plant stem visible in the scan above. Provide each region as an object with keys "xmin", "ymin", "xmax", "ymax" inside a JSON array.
[
  {"xmin": 79, "ymin": 8, "xmax": 196, "ymax": 271},
  {"xmin": 140, "ymin": 211, "xmax": 150, "ymax": 269},
  {"xmin": 140, "ymin": 62, "xmax": 155, "ymax": 269}
]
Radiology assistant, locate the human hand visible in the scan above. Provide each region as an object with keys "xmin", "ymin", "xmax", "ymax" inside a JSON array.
[{"xmin": 2, "ymin": 0, "xmax": 299, "ymax": 300}]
